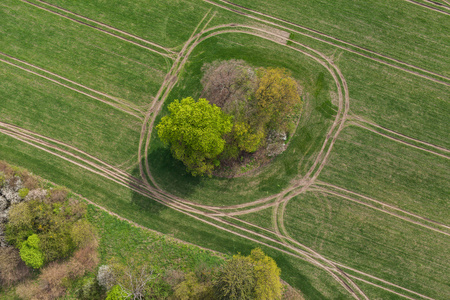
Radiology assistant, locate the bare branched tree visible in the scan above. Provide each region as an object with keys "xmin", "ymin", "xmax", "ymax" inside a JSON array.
[
  {"xmin": 113, "ymin": 259, "xmax": 157, "ymax": 300},
  {"xmin": 201, "ymin": 60, "xmax": 258, "ymax": 121}
]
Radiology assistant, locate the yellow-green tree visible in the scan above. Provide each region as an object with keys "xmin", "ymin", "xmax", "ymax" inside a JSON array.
[
  {"xmin": 250, "ymin": 248, "xmax": 283, "ymax": 300},
  {"xmin": 19, "ymin": 234, "xmax": 44, "ymax": 269},
  {"xmin": 214, "ymin": 249, "xmax": 282, "ymax": 300},
  {"xmin": 214, "ymin": 254, "xmax": 255, "ymax": 300},
  {"xmin": 174, "ymin": 272, "xmax": 214, "ymax": 300},
  {"xmin": 255, "ymin": 68, "xmax": 302, "ymax": 133},
  {"xmin": 233, "ymin": 122, "xmax": 265, "ymax": 153},
  {"xmin": 157, "ymin": 97, "xmax": 233, "ymax": 176}
]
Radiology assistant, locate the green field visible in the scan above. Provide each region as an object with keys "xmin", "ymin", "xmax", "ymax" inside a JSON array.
[{"xmin": 1, "ymin": 0, "xmax": 449, "ymax": 299}]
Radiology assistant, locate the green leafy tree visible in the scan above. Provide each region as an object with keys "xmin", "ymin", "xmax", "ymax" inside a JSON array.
[
  {"xmin": 5, "ymin": 202, "xmax": 34, "ymax": 247},
  {"xmin": 19, "ymin": 234, "xmax": 44, "ymax": 269},
  {"xmin": 214, "ymin": 255, "xmax": 255, "ymax": 300},
  {"xmin": 18, "ymin": 188, "xmax": 29, "ymax": 198},
  {"xmin": 106, "ymin": 285, "xmax": 127, "ymax": 300},
  {"xmin": 233, "ymin": 122, "xmax": 265, "ymax": 153},
  {"xmin": 255, "ymin": 68, "xmax": 302, "ymax": 133},
  {"xmin": 214, "ymin": 249, "xmax": 283, "ymax": 300},
  {"xmin": 157, "ymin": 97, "xmax": 233, "ymax": 176},
  {"xmin": 250, "ymin": 248, "xmax": 282, "ymax": 300},
  {"xmin": 174, "ymin": 272, "xmax": 213, "ymax": 300}
]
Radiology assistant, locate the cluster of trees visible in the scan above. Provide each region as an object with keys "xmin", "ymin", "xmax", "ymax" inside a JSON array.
[
  {"xmin": 158, "ymin": 60, "xmax": 302, "ymax": 176},
  {"xmin": 5, "ymin": 187, "xmax": 95, "ymax": 268},
  {"xmin": 97, "ymin": 248, "xmax": 283, "ymax": 300},
  {"xmin": 0, "ymin": 161, "xmax": 98, "ymax": 299}
]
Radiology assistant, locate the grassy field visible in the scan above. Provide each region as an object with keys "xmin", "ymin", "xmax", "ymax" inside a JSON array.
[
  {"xmin": 1, "ymin": 0, "xmax": 449, "ymax": 299},
  {"xmin": 284, "ymin": 191, "xmax": 450, "ymax": 299},
  {"xmin": 226, "ymin": 0, "xmax": 450, "ymax": 75}
]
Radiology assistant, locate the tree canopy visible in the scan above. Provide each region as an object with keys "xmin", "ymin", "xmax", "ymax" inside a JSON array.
[
  {"xmin": 156, "ymin": 97, "xmax": 233, "ymax": 176},
  {"xmin": 255, "ymin": 67, "xmax": 302, "ymax": 133},
  {"xmin": 159, "ymin": 61, "xmax": 303, "ymax": 175},
  {"xmin": 214, "ymin": 248, "xmax": 282, "ymax": 300}
]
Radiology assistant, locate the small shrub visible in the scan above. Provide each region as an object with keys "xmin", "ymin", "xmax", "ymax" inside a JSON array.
[
  {"xmin": 0, "ymin": 172, "xmax": 5, "ymax": 187},
  {"xmin": 214, "ymin": 255, "xmax": 255, "ymax": 300},
  {"xmin": 18, "ymin": 188, "xmax": 29, "ymax": 198},
  {"xmin": 40, "ymin": 232, "xmax": 74, "ymax": 262},
  {"xmin": 19, "ymin": 234, "xmax": 44, "ymax": 269},
  {"xmin": 47, "ymin": 188, "xmax": 68, "ymax": 204},
  {"xmin": 68, "ymin": 241, "xmax": 99, "ymax": 279},
  {"xmin": 0, "ymin": 195, "xmax": 8, "ymax": 211},
  {"xmin": 7, "ymin": 176, "xmax": 23, "ymax": 192},
  {"xmin": 25, "ymin": 188, "xmax": 47, "ymax": 201},
  {"xmin": 174, "ymin": 272, "xmax": 214, "ymax": 300},
  {"xmin": 0, "ymin": 161, "xmax": 15, "ymax": 178},
  {"xmin": 71, "ymin": 219, "xmax": 97, "ymax": 248},
  {"xmin": 106, "ymin": 285, "xmax": 127, "ymax": 300},
  {"xmin": 79, "ymin": 277, "xmax": 104, "ymax": 300},
  {"xmin": 164, "ymin": 269, "xmax": 185, "ymax": 287},
  {"xmin": 17, "ymin": 169, "xmax": 39, "ymax": 190},
  {"xmin": 6, "ymin": 202, "xmax": 34, "ymax": 247},
  {"xmin": 15, "ymin": 280, "xmax": 41, "ymax": 300},
  {"xmin": 66, "ymin": 198, "xmax": 87, "ymax": 219}
]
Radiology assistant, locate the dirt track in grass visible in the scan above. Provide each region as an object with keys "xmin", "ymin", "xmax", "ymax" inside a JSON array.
[
  {"xmin": 0, "ymin": 56, "xmax": 144, "ymax": 120},
  {"xmin": 19, "ymin": 0, "xmax": 175, "ymax": 59},
  {"xmin": 204, "ymin": 0, "xmax": 450, "ymax": 86},
  {"xmin": 2, "ymin": 5, "xmax": 445, "ymax": 299}
]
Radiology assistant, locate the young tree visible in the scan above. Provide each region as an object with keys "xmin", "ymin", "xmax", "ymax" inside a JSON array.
[
  {"xmin": 255, "ymin": 68, "xmax": 302, "ymax": 133},
  {"xmin": 157, "ymin": 97, "xmax": 233, "ymax": 176},
  {"xmin": 19, "ymin": 234, "xmax": 44, "ymax": 269}
]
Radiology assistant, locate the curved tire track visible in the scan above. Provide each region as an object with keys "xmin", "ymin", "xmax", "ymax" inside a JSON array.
[{"xmin": 204, "ymin": 0, "xmax": 450, "ymax": 86}]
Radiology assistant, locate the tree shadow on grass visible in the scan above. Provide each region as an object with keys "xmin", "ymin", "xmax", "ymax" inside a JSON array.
[{"xmin": 129, "ymin": 147, "xmax": 201, "ymax": 215}]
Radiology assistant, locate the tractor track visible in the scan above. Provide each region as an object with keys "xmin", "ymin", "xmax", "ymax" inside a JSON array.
[
  {"xmin": 348, "ymin": 121, "xmax": 450, "ymax": 160},
  {"xmin": 18, "ymin": 0, "xmax": 175, "ymax": 59},
  {"xmin": 349, "ymin": 115, "xmax": 450, "ymax": 156},
  {"xmin": 315, "ymin": 181, "xmax": 450, "ymax": 230},
  {"xmin": 311, "ymin": 186, "xmax": 450, "ymax": 236},
  {"xmin": 203, "ymin": 0, "xmax": 450, "ymax": 86},
  {"xmin": 0, "ymin": 57, "xmax": 143, "ymax": 120},
  {"xmin": 402, "ymin": 0, "xmax": 450, "ymax": 14},
  {"xmin": 0, "ymin": 51, "xmax": 144, "ymax": 115},
  {"xmin": 1, "ymin": 5, "xmax": 442, "ymax": 297}
]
